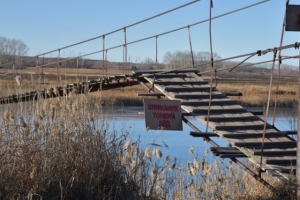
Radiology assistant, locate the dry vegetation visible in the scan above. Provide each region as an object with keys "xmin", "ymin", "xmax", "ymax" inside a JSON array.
[
  {"xmin": 0, "ymin": 92, "xmax": 296, "ymax": 199},
  {"xmin": 0, "ymin": 67, "xmax": 297, "ymax": 198}
]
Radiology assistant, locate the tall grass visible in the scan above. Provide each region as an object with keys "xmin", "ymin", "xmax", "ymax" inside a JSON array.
[{"xmin": 0, "ymin": 90, "xmax": 296, "ymax": 199}]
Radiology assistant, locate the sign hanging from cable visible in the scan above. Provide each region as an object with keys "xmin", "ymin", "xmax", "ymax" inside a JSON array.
[
  {"xmin": 143, "ymin": 99, "xmax": 182, "ymax": 131},
  {"xmin": 286, "ymin": 4, "xmax": 300, "ymax": 31}
]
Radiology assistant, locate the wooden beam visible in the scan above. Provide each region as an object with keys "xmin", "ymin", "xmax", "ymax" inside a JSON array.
[
  {"xmin": 233, "ymin": 141, "xmax": 296, "ymax": 148},
  {"xmin": 215, "ymin": 124, "xmax": 266, "ymax": 131},
  {"xmin": 164, "ymin": 86, "xmax": 215, "ymax": 92},
  {"xmin": 225, "ymin": 92, "xmax": 243, "ymax": 96},
  {"xmin": 222, "ymin": 132, "xmax": 290, "ymax": 138},
  {"xmin": 181, "ymin": 99, "xmax": 237, "ymax": 106},
  {"xmin": 137, "ymin": 93, "xmax": 165, "ymax": 97},
  {"xmin": 249, "ymin": 110, "xmax": 263, "ymax": 115},
  {"xmin": 173, "ymin": 93, "xmax": 225, "ymax": 99},
  {"xmin": 205, "ymin": 115, "xmax": 257, "ymax": 121},
  {"xmin": 190, "ymin": 131, "xmax": 218, "ymax": 137},
  {"xmin": 193, "ymin": 107, "xmax": 246, "ymax": 113},
  {"xmin": 265, "ymin": 158, "xmax": 296, "ymax": 165},
  {"xmin": 153, "ymin": 80, "xmax": 208, "ymax": 85},
  {"xmin": 219, "ymin": 154, "xmax": 247, "ymax": 158},
  {"xmin": 250, "ymin": 149, "xmax": 296, "ymax": 156}
]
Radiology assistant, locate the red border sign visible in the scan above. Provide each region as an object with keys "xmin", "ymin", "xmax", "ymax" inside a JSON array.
[{"xmin": 144, "ymin": 99, "xmax": 182, "ymax": 131}]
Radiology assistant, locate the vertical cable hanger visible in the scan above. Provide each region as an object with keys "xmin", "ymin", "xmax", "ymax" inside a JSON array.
[
  {"xmin": 124, "ymin": 28, "xmax": 128, "ymax": 75},
  {"xmin": 205, "ymin": 0, "xmax": 214, "ymax": 133},
  {"xmin": 102, "ymin": 35, "xmax": 106, "ymax": 76},
  {"xmin": 155, "ymin": 36, "xmax": 158, "ymax": 70},
  {"xmin": 272, "ymin": 0, "xmax": 289, "ymax": 126},
  {"xmin": 57, "ymin": 49, "xmax": 61, "ymax": 83},
  {"xmin": 259, "ymin": 48, "xmax": 278, "ymax": 173},
  {"xmin": 187, "ymin": 25, "xmax": 195, "ymax": 68}
]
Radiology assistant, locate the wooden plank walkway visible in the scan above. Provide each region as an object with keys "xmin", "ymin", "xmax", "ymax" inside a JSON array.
[{"xmin": 134, "ymin": 69, "xmax": 296, "ymax": 180}]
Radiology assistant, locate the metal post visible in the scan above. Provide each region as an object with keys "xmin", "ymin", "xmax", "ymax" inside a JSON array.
[
  {"xmin": 297, "ymin": 47, "xmax": 300, "ymax": 199},
  {"xmin": 102, "ymin": 35, "xmax": 105, "ymax": 75},
  {"xmin": 124, "ymin": 28, "xmax": 127, "ymax": 75},
  {"xmin": 155, "ymin": 36, "xmax": 158, "ymax": 70},
  {"xmin": 57, "ymin": 49, "xmax": 60, "ymax": 82}
]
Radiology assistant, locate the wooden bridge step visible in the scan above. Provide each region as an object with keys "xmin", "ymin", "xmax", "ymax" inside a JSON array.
[
  {"xmin": 132, "ymin": 69, "xmax": 199, "ymax": 75},
  {"xmin": 210, "ymin": 147, "xmax": 241, "ymax": 155},
  {"xmin": 215, "ymin": 124, "xmax": 265, "ymax": 131},
  {"xmin": 193, "ymin": 107, "xmax": 246, "ymax": 113},
  {"xmin": 143, "ymin": 74, "xmax": 193, "ymax": 78},
  {"xmin": 264, "ymin": 158, "xmax": 296, "ymax": 165},
  {"xmin": 205, "ymin": 115, "xmax": 257, "ymax": 121},
  {"xmin": 137, "ymin": 93, "xmax": 165, "ymax": 97},
  {"xmin": 225, "ymin": 92, "xmax": 243, "ymax": 96},
  {"xmin": 153, "ymin": 80, "xmax": 208, "ymax": 85},
  {"xmin": 164, "ymin": 86, "xmax": 214, "ymax": 92},
  {"xmin": 250, "ymin": 148, "xmax": 296, "ymax": 156},
  {"xmin": 219, "ymin": 154, "xmax": 247, "ymax": 158},
  {"xmin": 221, "ymin": 132, "xmax": 291, "ymax": 138},
  {"xmin": 233, "ymin": 141, "xmax": 296, "ymax": 148},
  {"xmin": 181, "ymin": 99, "xmax": 237, "ymax": 106},
  {"xmin": 173, "ymin": 93, "xmax": 225, "ymax": 99},
  {"xmin": 190, "ymin": 131, "xmax": 218, "ymax": 137}
]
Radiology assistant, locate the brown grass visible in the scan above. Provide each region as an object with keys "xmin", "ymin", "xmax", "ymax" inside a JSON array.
[{"xmin": 0, "ymin": 82, "xmax": 296, "ymax": 199}]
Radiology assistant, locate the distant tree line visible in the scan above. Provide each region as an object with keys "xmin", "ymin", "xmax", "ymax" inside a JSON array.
[{"xmin": 0, "ymin": 36, "xmax": 29, "ymax": 65}]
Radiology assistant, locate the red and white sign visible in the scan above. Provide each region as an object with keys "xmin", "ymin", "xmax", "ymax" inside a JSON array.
[{"xmin": 143, "ymin": 99, "xmax": 182, "ymax": 131}]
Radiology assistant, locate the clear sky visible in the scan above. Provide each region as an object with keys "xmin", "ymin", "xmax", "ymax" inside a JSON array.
[{"xmin": 1, "ymin": 0, "xmax": 299, "ymax": 66}]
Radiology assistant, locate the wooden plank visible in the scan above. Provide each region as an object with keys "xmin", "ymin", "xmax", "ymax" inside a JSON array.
[
  {"xmin": 205, "ymin": 115, "xmax": 257, "ymax": 121},
  {"xmin": 265, "ymin": 158, "xmax": 296, "ymax": 165},
  {"xmin": 221, "ymin": 132, "xmax": 291, "ymax": 138},
  {"xmin": 137, "ymin": 93, "xmax": 165, "ymax": 97},
  {"xmin": 233, "ymin": 141, "xmax": 296, "ymax": 148},
  {"xmin": 249, "ymin": 110, "xmax": 263, "ymax": 115},
  {"xmin": 250, "ymin": 149, "xmax": 296, "ymax": 156},
  {"xmin": 153, "ymin": 80, "xmax": 208, "ymax": 85},
  {"xmin": 173, "ymin": 93, "xmax": 225, "ymax": 99},
  {"xmin": 216, "ymin": 124, "xmax": 265, "ymax": 131},
  {"xmin": 181, "ymin": 99, "xmax": 237, "ymax": 106},
  {"xmin": 131, "ymin": 69, "xmax": 199, "ymax": 75},
  {"xmin": 190, "ymin": 131, "xmax": 219, "ymax": 137},
  {"xmin": 164, "ymin": 86, "xmax": 214, "ymax": 92},
  {"xmin": 193, "ymin": 107, "xmax": 246, "ymax": 113},
  {"xmin": 225, "ymin": 92, "xmax": 243, "ymax": 96},
  {"xmin": 219, "ymin": 154, "xmax": 247, "ymax": 158}
]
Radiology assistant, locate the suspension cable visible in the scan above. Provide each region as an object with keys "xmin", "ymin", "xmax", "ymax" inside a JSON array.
[
  {"xmin": 206, "ymin": 0, "xmax": 214, "ymax": 134},
  {"xmin": 156, "ymin": 36, "xmax": 158, "ymax": 70},
  {"xmin": 187, "ymin": 26, "xmax": 195, "ymax": 67},
  {"xmin": 0, "ymin": 0, "xmax": 269, "ymax": 70},
  {"xmin": 260, "ymin": 49, "xmax": 278, "ymax": 170},
  {"xmin": 272, "ymin": 0, "xmax": 289, "ymax": 126}
]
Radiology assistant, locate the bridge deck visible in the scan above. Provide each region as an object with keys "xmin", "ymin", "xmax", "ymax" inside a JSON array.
[{"xmin": 136, "ymin": 69, "xmax": 296, "ymax": 179}]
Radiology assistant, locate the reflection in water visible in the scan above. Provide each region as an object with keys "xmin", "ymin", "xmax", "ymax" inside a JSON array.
[{"xmin": 102, "ymin": 106, "xmax": 297, "ymax": 164}]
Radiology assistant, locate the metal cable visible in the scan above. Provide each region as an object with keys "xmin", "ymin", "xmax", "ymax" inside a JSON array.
[
  {"xmin": 0, "ymin": 0, "xmax": 269, "ymax": 70},
  {"xmin": 272, "ymin": 0, "xmax": 289, "ymax": 126},
  {"xmin": 205, "ymin": 0, "xmax": 214, "ymax": 134},
  {"xmin": 259, "ymin": 49, "xmax": 278, "ymax": 170},
  {"xmin": 200, "ymin": 54, "xmax": 300, "ymax": 75},
  {"xmin": 0, "ymin": 0, "xmax": 201, "ymax": 69},
  {"xmin": 156, "ymin": 36, "xmax": 158, "ymax": 70},
  {"xmin": 187, "ymin": 26, "xmax": 195, "ymax": 67},
  {"xmin": 229, "ymin": 53, "xmax": 256, "ymax": 72}
]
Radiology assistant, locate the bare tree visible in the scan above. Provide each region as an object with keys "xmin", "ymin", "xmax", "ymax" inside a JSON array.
[
  {"xmin": 0, "ymin": 36, "xmax": 29, "ymax": 65},
  {"xmin": 163, "ymin": 50, "xmax": 222, "ymax": 71}
]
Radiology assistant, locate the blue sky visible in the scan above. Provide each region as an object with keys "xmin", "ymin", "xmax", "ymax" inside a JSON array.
[{"xmin": 1, "ymin": 0, "xmax": 299, "ymax": 66}]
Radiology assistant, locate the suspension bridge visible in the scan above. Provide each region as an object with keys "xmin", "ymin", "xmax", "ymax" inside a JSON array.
[{"xmin": 0, "ymin": 0, "xmax": 299, "ymax": 194}]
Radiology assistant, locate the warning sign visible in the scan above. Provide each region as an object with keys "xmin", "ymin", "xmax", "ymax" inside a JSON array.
[{"xmin": 143, "ymin": 99, "xmax": 182, "ymax": 131}]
